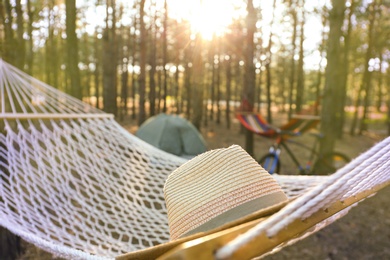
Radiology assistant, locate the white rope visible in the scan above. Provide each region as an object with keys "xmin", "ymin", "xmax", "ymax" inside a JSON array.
[{"xmin": 215, "ymin": 136, "xmax": 390, "ymax": 259}]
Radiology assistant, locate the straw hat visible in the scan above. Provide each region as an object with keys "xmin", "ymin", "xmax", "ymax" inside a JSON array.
[
  {"xmin": 117, "ymin": 145, "xmax": 289, "ymax": 260},
  {"xmin": 164, "ymin": 145, "xmax": 288, "ymax": 240}
]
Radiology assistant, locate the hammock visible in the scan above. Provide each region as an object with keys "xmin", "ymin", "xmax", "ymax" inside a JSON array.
[{"xmin": 0, "ymin": 59, "xmax": 389, "ymax": 259}]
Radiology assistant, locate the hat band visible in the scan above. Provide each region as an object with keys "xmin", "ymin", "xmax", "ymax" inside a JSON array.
[{"xmin": 179, "ymin": 191, "xmax": 288, "ymax": 238}]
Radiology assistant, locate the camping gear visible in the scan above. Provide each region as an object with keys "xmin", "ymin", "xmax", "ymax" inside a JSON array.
[
  {"xmin": 136, "ymin": 113, "xmax": 207, "ymax": 158},
  {"xmin": 236, "ymin": 113, "xmax": 320, "ymax": 138},
  {"xmin": 0, "ymin": 59, "xmax": 389, "ymax": 259}
]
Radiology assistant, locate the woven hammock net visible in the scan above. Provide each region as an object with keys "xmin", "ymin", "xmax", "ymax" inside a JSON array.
[{"xmin": 0, "ymin": 59, "xmax": 389, "ymax": 259}]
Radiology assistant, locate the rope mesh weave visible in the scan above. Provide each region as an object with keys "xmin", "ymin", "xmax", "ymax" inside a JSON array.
[
  {"xmin": 0, "ymin": 59, "xmax": 387, "ymax": 259},
  {"xmin": 0, "ymin": 59, "xmax": 187, "ymax": 258}
]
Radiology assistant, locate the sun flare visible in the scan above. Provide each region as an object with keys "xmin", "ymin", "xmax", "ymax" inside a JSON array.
[{"xmin": 168, "ymin": 0, "xmax": 244, "ymax": 40}]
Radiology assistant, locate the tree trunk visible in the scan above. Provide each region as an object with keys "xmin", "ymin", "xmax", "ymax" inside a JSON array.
[
  {"xmin": 15, "ymin": 0, "xmax": 25, "ymax": 70},
  {"xmin": 184, "ymin": 46, "xmax": 192, "ymax": 118},
  {"xmin": 295, "ymin": 2, "xmax": 305, "ymax": 113},
  {"xmin": 320, "ymin": 0, "xmax": 346, "ymax": 156},
  {"xmin": 65, "ymin": 0, "xmax": 82, "ymax": 99},
  {"xmin": 94, "ymin": 30, "xmax": 101, "ymax": 109},
  {"xmin": 243, "ymin": 0, "xmax": 257, "ymax": 156},
  {"xmin": 138, "ymin": 0, "xmax": 147, "ymax": 125},
  {"xmin": 314, "ymin": 11, "xmax": 327, "ymax": 116},
  {"xmin": 148, "ymin": 4, "xmax": 157, "ymax": 117},
  {"xmin": 358, "ymin": 0, "xmax": 378, "ymax": 134},
  {"xmin": 162, "ymin": 0, "xmax": 168, "ymax": 113},
  {"xmin": 265, "ymin": 0, "xmax": 277, "ymax": 123},
  {"xmin": 1, "ymin": 0, "xmax": 15, "ymax": 63},
  {"xmin": 131, "ymin": 24, "xmax": 137, "ymax": 119},
  {"xmin": 191, "ymin": 34, "xmax": 203, "ymax": 130},
  {"xmin": 225, "ymin": 54, "xmax": 232, "ymax": 129},
  {"xmin": 387, "ymin": 68, "xmax": 390, "ymax": 135},
  {"xmin": 102, "ymin": 0, "xmax": 118, "ymax": 116},
  {"xmin": 216, "ymin": 38, "xmax": 221, "ymax": 125},
  {"xmin": 25, "ymin": 0, "xmax": 34, "ymax": 75},
  {"xmin": 336, "ymin": 0, "xmax": 356, "ymax": 137},
  {"xmin": 209, "ymin": 37, "xmax": 216, "ymax": 121},
  {"xmin": 174, "ymin": 39, "xmax": 181, "ymax": 114},
  {"xmin": 288, "ymin": 6, "xmax": 297, "ymax": 120},
  {"xmin": 120, "ymin": 58, "xmax": 129, "ymax": 120}
]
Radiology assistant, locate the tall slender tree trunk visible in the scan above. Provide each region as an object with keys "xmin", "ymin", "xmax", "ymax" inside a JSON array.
[
  {"xmin": 359, "ymin": 0, "xmax": 378, "ymax": 134},
  {"xmin": 131, "ymin": 25, "xmax": 137, "ymax": 119},
  {"xmin": 15, "ymin": 0, "xmax": 25, "ymax": 70},
  {"xmin": 138, "ymin": 0, "xmax": 147, "ymax": 124},
  {"xmin": 65, "ymin": 0, "xmax": 82, "ymax": 99},
  {"xmin": 320, "ymin": 0, "xmax": 346, "ymax": 156},
  {"xmin": 102, "ymin": 0, "xmax": 118, "ymax": 115},
  {"xmin": 209, "ymin": 37, "xmax": 216, "ymax": 121},
  {"xmin": 191, "ymin": 34, "xmax": 203, "ymax": 130},
  {"xmin": 336, "ymin": 0, "xmax": 356, "ymax": 137},
  {"xmin": 25, "ymin": 0, "xmax": 34, "ymax": 75},
  {"xmin": 174, "ymin": 44, "xmax": 181, "ymax": 114},
  {"xmin": 216, "ymin": 38, "xmax": 221, "ymax": 124},
  {"xmin": 314, "ymin": 11, "xmax": 328, "ymax": 116},
  {"xmin": 162, "ymin": 0, "xmax": 168, "ymax": 113},
  {"xmin": 184, "ymin": 46, "xmax": 192, "ymax": 118},
  {"xmin": 295, "ymin": 3, "xmax": 305, "ymax": 113},
  {"xmin": 387, "ymin": 68, "xmax": 390, "ymax": 135},
  {"xmin": 376, "ymin": 52, "xmax": 383, "ymax": 111},
  {"xmin": 243, "ymin": 0, "xmax": 257, "ymax": 156},
  {"xmin": 148, "ymin": 4, "xmax": 157, "ymax": 117},
  {"xmin": 1, "ymin": 0, "xmax": 14, "ymax": 63},
  {"xmin": 265, "ymin": 0, "xmax": 277, "ymax": 123},
  {"xmin": 94, "ymin": 30, "xmax": 101, "ymax": 109},
  {"xmin": 120, "ymin": 56, "xmax": 129, "ymax": 120},
  {"xmin": 226, "ymin": 54, "xmax": 232, "ymax": 129},
  {"xmin": 288, "ymin": 6, "xmax": 297, "ymax": 120}
]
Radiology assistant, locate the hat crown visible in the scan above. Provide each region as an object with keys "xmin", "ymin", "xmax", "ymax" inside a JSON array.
[{"xmin": 164, "ymin": 145, "xmax": 288, "ymax": 240}]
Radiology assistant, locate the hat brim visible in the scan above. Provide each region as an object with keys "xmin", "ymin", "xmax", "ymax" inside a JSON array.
[{"xmin": 116, "ymin": 198, "xmax": 290, "ymax": 260}]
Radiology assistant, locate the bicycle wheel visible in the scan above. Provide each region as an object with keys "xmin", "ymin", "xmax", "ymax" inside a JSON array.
[
  {"xmin": 312, "ymin": 152, "xmax": 350, "ymax": 175},
  {"xmin": 258, "ymin": 153, "xmax": 281, "ymax": 174}
]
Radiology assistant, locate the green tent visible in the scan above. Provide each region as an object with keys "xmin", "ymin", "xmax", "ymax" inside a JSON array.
[{"xmin": 136, "ymin": 113, "xmax": 207, "ymax": 157}]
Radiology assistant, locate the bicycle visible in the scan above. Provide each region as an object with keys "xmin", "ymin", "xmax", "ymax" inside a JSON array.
[{"xmin": 258, "ymin": 131, "xmax": 350, "ymax": 175}]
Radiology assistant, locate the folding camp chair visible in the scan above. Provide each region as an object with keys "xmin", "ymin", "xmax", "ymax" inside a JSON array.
[{"xmin": 236, "ymin": 113, "xmax": 320, "ymax": 139}]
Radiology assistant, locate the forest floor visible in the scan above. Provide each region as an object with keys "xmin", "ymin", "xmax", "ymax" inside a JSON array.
[{"xmin": 18, "ymin": 111, "xmax": 390, "ymax": 259}]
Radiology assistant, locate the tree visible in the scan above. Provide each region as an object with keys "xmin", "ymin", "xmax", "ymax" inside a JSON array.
[
  {"xmin": 320, "ymin": 0, "xmax": 346, "ymax": 156},
  {"xmin": 148, "ymin": 1, "xmax": 157, "ymax": 117},
  {"xmin": 162, "ymin": 0, "xmax": 168, "ymax": 113},
  {"xmin": 25, "ymin": 0, "xmax": 35, "ymax": 75},
  {"xmin": 225, "ymin": 52, "xmax": 232, "ymax": 129},
  {"xmin": 65, "ymin": 0, "xmax": 82, "ymax": 99},
  {"xmin": 336, "ymin": 0, "xmax": 356, "ymax": 137},
  {"xmin": 295, "ymin": 0, "xmax": 305, "ymax": 113},
  {"xmin": 1, "ymin": 0, "xmax": 15, "ymax": 63},
  {"xmin": 350, "ymin": 0, "xmax": 378, "ymax": 135},
  {"xmin": 15, "ymin": 0, "xmax": 25, "ymax": 69},
  {"xmin": 191, "ymin": 32, "xmax": 203, "ymax": 130},
  {"xmin": 243, "ymin": 0, "xmax": 257, "ymax": 156},
  {"xmin": 138, "ymin": 0, "xmax": 147, "ymax": 125},
  {"xmin": 288, "ymin": 0, "xmax": 298, "ymax": 120},
  {"xmin": 265, "ymin": 0, "xmax": 277, "ymax": 123},
  {"xmin": 358, "ymin": 0, "xmax": 379, "ymax": 134}
]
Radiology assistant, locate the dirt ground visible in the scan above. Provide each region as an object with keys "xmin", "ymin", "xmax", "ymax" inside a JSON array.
[{"xmin": 18, "ymin": 112, "xmax": 390, "ymax": 259}]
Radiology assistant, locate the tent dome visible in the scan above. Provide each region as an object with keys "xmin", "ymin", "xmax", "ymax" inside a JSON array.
[{"xmin": 136, "ymin": 113, "xmax": 207, "ymax": 158}]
